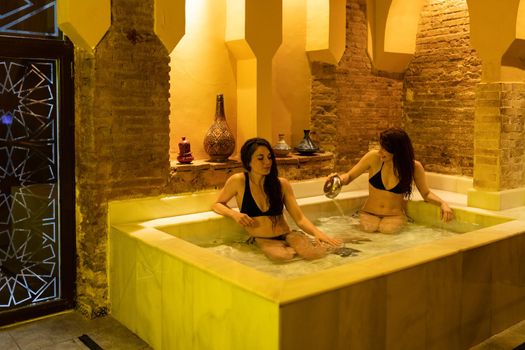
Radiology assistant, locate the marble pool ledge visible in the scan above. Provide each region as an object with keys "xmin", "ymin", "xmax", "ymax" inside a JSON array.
[{"xmin": 110, "ymin": 188, "xmax": 524, "ymax": 306}]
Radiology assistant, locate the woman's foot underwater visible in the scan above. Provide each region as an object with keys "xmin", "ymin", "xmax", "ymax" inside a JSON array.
[
  {"xmin": 321, "ymin": 242, "xmax": 361, "ymax": 257},
  {"xmin": 323, "ymin": 235, "xmax": 373, "ymax": 257}
]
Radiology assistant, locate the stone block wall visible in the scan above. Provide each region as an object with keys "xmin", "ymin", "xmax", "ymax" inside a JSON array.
[
  {"xmin": 311, "ymin": 0, "xmax": 404, "ymax": 174},
  {"xmin": 311, "ymin": 0, "xmax": 482, "ymax": 176},
  {"xmin": 474, "ymin": 83, "xmax": 525, "ymax": 191},
  {"xmin": 75, "ymin": 0, "xmax": 170, "ymax": 317},
  {"xmin": 404, "ymin": 0, "xmax": 481, "ymax": 176}
]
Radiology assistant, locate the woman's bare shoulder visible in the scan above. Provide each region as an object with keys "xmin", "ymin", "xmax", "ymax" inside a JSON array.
[
  {"xmin": 413, "ymin": 160, "xmax": 426, "ymax": 176},
  {"xmin": 278, "ymin": 177, "xmax": 292, "ymax": 187},
  {"xmin": 362, "ymin": 149, "xmax": 381, "ymax": 165},
  {"xmin": 225, "ymin": 172, "xmax": 245, "ymax": 186}
]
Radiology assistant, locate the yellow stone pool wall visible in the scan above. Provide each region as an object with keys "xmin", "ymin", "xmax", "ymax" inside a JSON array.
[{"xmin": 109, "ymin": 174, "xmax": 525, "ymax": 349}]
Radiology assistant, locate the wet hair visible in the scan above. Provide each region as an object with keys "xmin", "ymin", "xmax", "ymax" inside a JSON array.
[
  {"xmin": 240, "ymin": 137, "xmax": 283, "ymax": 219},
  {"xmin": 379, "ymin": 128, "xmax": 415, "ymax": 198}
]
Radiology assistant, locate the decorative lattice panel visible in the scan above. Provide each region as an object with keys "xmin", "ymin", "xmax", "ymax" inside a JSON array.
[
  {"xmin": 0, "ymin": 0, "xmax": 58, "ymax": 38},
  {"xmin": 0, "ymin": 58, "xmax": 59, "ymax": 308}
]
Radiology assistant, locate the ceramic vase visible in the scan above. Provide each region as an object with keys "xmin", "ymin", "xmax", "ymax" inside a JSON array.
[
  {"xmin": 273, "ymin": 134, "xmax": 292, "ymax": 157},
  {"xmin": 203, "ymin": 94, "xmax": 235, "ymax": 162},
  {"xmin": 294, "ymin": 129, "xmax": 319, "ymax": 155}
]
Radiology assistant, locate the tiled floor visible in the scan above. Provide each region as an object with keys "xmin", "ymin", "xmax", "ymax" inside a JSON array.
[
  {"xmin": 0, "ymin": 309, "xmax": 524, "ymax": 349},
  {"xmin": 0, "ymin": 311, "xmax": 152, "ymax": 350}
]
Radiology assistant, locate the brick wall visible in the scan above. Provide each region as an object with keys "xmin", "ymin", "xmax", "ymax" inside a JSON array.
[
  {"xmin": 312, "ymin": 0, "xmax": 481, "ymax": 176},
  {"xmin": 404, "ymin": 0, "xmax": 481, "ymax": 176},
  {"xmin": 474, "ymin": 83, "xmax": 525, "ymax": 191},
  {"xmin": 311, "ymin": 0, "xmax": 404, "ymax": 174},
  {"xmin": 75, "ymin": 0, "xmax": 170, "ymax": 317}
]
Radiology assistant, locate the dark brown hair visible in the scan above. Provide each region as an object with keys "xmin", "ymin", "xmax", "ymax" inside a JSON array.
[
  {"xmin": 240, "ymin": 138, "xmax": 283, "ymax": 216},
  {"xmin": 379, "ymin": 128, "xmax": 415, "ymax": 198}
]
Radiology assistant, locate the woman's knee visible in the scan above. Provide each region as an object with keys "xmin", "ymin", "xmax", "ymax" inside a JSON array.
[
  {"xmin": 256, "ymin": 239, "xmax": 296, "ymax": 262},
  {"xmin": 286, "ymin": 232, "xmax": 326, "ymax": 260},
  {"xmin": 261, "ymin": 246, "xmax": 296, "ymax": 262},
  {"xmin": 360, "ymin": 222, "xmax": 379, "ymax": 233},
  {"xmin": 359, "ymin": 212, "xmax": 380, "ymax": 233},
  {"xmin": 378, "ymin": 216, "xmax": 406, "ymax": 234},
  {"xmin": 378, "ymin": 224, "xmax": 403, "ymax": 234}
]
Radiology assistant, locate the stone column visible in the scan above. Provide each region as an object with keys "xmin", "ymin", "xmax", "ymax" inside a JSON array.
[
  {"xmin": 226, "ymin": 0, "xmax": 282, "ymax": 144},
  {"xmin": 466, "ymin": 0, "xmax": 525, "ymax": 210},
  {"xmin": 468, "ymin": 83, "xmax": 525, "ymax": 209},
  {"xmin": 70, "ymin": 0, "xmax": 173, "ymax": 317}
]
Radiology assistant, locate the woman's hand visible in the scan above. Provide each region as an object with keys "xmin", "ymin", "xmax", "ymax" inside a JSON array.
[
  {"xmin": 315, "ymin": 231, "xmax": 342, "ymax": 247},
  {"xmin": 327, "ymin": 172, "xmax": 349, "ymax": 186},
  {"xmin": 440, "ymin": 203, "xmax": 454, "ymax": 223},
  {"xmin": 234, "ymin": 212, "xmax": 256, "ymax": 227}
]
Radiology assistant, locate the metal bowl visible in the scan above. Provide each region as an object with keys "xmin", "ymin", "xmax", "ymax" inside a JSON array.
[{"xmin": 323, "ymin": 175, "xmax": 342, "ymax": 199}]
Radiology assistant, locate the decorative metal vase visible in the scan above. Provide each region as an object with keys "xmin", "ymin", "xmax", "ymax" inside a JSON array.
[
  {"xmin": 273, "ymin": 134, "xmax": 292, "ymax": 157},
  {"xmin": 294, "ymin": 129, "xmax": 319, "ymax": 155},
  {"xmin": 203, "ymin": 94, "xmax": 235, "ymax": 162},
  {"xmin": 177, "ymin": 137, "xmax": 194, "ymax": 164},
  {"xmin": 324, "ymin": 175, "xmax": 342, "ymax": 199}
]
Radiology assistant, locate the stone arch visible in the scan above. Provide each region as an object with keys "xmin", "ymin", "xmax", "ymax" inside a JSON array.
[
  {"xmin": 501, "ymin": 0, "xmax": 525, "ymax": 70},
  {"xmin": 384, "ymin": 0, "xmax": 424, "ymax": 54},
  {"xmin": 367, "ymin": 0, "xmax": 425, "ymax": 73}
]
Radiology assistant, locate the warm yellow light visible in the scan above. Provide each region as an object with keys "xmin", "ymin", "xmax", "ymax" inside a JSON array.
[
  {"xmin": 226, "ymin": 0, "xmax": 246, "ymax": 41},
  {"xmin": 186, "ymin": 0, "xmax": 207, "ymax": 24},
  {"xmin": 306, "ymin": 0, "xmax": 346, "ymax": 64},
  {"xmin": 306, "ymin": 0, "xmax": 329, "ymax": 51},
  {"xmin": 517, "ymin": 0, "xmax": 525, "ymax": 38},
  {"xmin": 384, "ymin": 0, "xmax": 425, "ymax": 54},
  {"xmin": 57, "ymin": 0, "xmax": 110, "ymax": 50}
]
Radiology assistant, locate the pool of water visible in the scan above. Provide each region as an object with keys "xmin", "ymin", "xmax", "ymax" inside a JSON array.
[{"xmin": 193, "ymin": 214, "xmax": 468, "ymax": 279}]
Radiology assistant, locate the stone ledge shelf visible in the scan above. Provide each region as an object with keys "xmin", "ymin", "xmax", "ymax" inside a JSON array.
[{"xmin": 167, "ymin": 152, "xmax": 334, "ymax": 193}]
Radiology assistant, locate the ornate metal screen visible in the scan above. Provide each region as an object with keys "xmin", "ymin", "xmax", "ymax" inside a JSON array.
[
  {"xmin": 0, "ymin": 58, "xmax": 60, "ymax": 309},
  {"xmin": 0, "ymin": 0, "xmax": 58, "ymax": 38},
  {"xmin": 0, "ymin": 0, "xmax": 73, "ymax": 325}
]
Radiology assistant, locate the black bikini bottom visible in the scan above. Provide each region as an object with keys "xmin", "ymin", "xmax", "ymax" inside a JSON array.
[{"xmin": 246, "ymin": 232, "xmax": 290, "ymax": 245}]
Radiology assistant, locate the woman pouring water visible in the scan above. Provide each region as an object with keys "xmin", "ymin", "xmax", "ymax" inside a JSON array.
[
  {"xmin": 212, "ymin": 137, "xmax": 342, "ymax": 262},
  {"xmin": 326, "ymin": 128, "xmax": 454, "ymax": 234}
]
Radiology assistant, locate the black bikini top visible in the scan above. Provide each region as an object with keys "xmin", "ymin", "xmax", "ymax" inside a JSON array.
[
  {"xmin": 369, "ymin": 163, "xmax": 405, "ymax": 194},
  {"xmin": 240, "ymin": 173, "xmax": 283, "ymax": 217}
]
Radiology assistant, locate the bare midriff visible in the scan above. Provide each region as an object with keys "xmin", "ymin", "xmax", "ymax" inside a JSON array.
[
  {"xmin": 361, "ymin": 185, "xmax": 406, "ymax": 216},
  {"xmin": 244, "ymin": 215, "xmax": 291, "ymax": 239}
]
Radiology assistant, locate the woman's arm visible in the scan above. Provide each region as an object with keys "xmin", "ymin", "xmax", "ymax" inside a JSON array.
[
  {"xmin": 331, "ymin": 150, "xmax": 376, "ymax": 185},
  {"xmin": 413, "ymin": 161, "xmax": 454, "ymax": 222},
  {"xmin": 212, "ymin": 174, "xmax": 255, "ymax": 227},
  {"xmin": 281, "ymin": 178, "xmax": 342, "ymax": 247}
]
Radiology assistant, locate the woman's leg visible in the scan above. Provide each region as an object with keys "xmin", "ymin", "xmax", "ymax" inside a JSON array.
[
  {"xmin": 255, "ymin": 237, "xmax": 296, "ymax": 262},
  {"xmin": 359, "ymin": 211, "xmax": 381, "ymax": 233},
  {"xmin": 286, "ymin": 231, "xmax": 327, "ymax": 260},
  {"xmin": 378, "ymin": 215, "xmax": 407, "ymax": 234}
]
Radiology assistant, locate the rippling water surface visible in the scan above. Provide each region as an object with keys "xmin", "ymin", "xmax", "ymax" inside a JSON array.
[{"xmin": 201, "ymin": 214, "xmax": 464, "ymax": 279}]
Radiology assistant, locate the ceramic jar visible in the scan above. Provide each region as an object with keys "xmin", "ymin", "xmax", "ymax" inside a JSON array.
[
  {"xmin": 273, "ymin": 134, "xmax": 292, "ymax": 157},
  {"xmin": 177, "ymin": 137, "xmax": 194, "ymax": 164},
  {"xmin": 294, "ymin": 129, "xmax": 319, "ymax": 155}
]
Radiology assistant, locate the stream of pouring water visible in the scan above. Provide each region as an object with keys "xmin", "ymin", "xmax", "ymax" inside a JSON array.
[{"xmin": 332, "ymin": 198, "xmax": 346, "ymax": 216}]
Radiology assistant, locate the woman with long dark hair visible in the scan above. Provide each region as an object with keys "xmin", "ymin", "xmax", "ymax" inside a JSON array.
[
  {"xmin": 212, "ymin": 137, "xmax": 341, "ymax": 262},
  {"xmin": 328, "ymin": 128, "xmax": 453, "ymax": 234}
]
